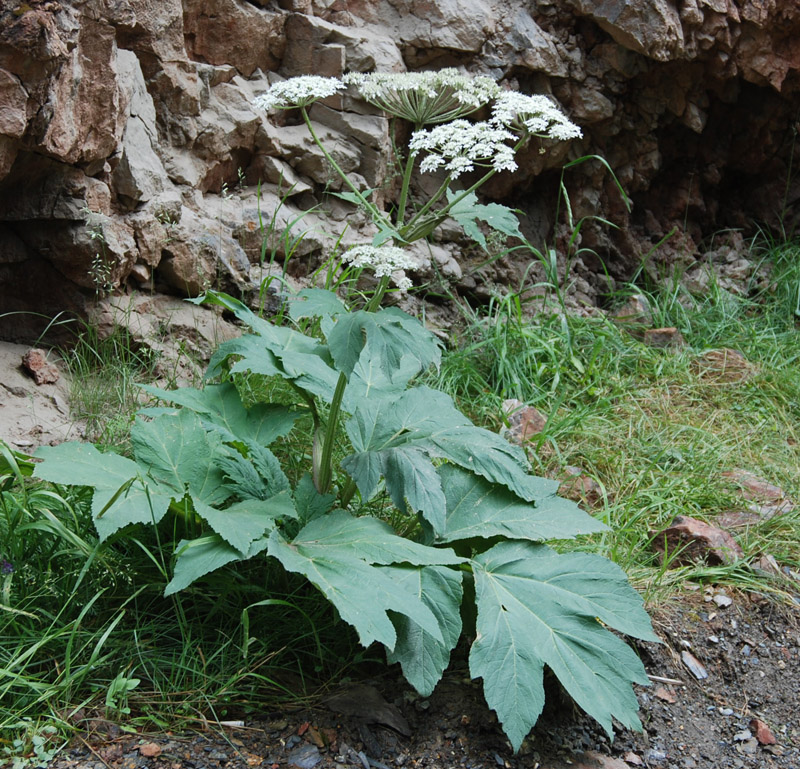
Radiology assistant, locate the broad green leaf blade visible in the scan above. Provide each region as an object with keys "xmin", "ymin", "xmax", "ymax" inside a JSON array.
[
  {"xmin": 35, "ymin": 442, "xmax": 140, "ymax": 488},
  {"xmin": 293, "ymin": 473, "xmax": 335, "ymax": 525},
  {"xmin": 383, "ymin": 564, "xmax": 463, "ymax": 696},
  {"xmin": 287, "ymin": 510, "xmax": 463, "ymax": 567},
  {"xmin": 131, "ymin": 411, "xmax": 229, "ymax": 504},
  {"xmin": 446, "ymin": 190, "xmax": 522, "ymax": 251},
  {"xmin": 34, "ymin": 443, "xmax": 173, "ymax": 540},
  {"xmin": 288, "ymin": 288, "xmax": 347, "ymax": 321},
  {"xmin": 327, "ymin": 309, "xmax": 441, "ymax": 381},
  {"xmin": 437, "ymin": 465, "xmax": 608, "ymax": 544},
  {"xmin": 470, "ymin": 541, "xmax": 654, "ymax": 751},
  {"xmin": 343, "ymin": 343, "xmax": 422, "ymax": 409},
  {"xmin": 382, "ymin": 447, "xmax": 447, "ymax": 534},
  {"xmin": 207, "ymin": 335, "xmax": 283, "ymax": 380},
  {"xmin": 139, "ymin": 383, "xmax": 298, "ymax": 447},
  {"xmin": 195, "ymin": 492, "xmax": 294, "ymax": 553},
  {"xmin": 268, "ymin": 516, "xmax": 458, "ymax": 648},
  {"xmin": 278, "ymin": 348, "xmax": 341, "ymax": 402},
  {"xmin": 344, "ymin": 387, "xmax": 543, "ymax": 509},
  {"xmin": 165, "ymin": 534, "xmax": 270, "ymax": 595}
]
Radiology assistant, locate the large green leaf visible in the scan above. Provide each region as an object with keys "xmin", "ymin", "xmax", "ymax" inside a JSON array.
[
  {"xmin": 327, "ymin": 308, "xmax": 440, "ymax": 381},
  {"xmin": 34, "ymin": 442, "xmax": 174, "ymax": 540},
  {"xmin": 131, "ymin": 411, "xmax": 229, "ymax": 505},
  {"xmin": 287, "ymin": 288, "xmax": 347, "ymax": 322},
  {"xmin": 343, "ymin": 387, "xmax": 544, "ymax": 531},
  {"xmin": 196, "ymin": 492, "xmax": 295, "ymax": 553},
  {"xmin": 446, "ymin": 190, "xmax": 522, "ymax": 250},
  {"xmin": 470, "ymin": 541, "xmax": 656, "ymax": 751},
  {"xmin": 382, "ymin": 564, "xmax": 463, "ymax": 696},
  {"xmin": 166, "ymin": 534, "xmax": 271, "ymax": 595},
  {"xmin": 139, "ymin": 383, "xmax": 298, "ymax": 447},
  {"xmin": 437, "ymin": 465, "xmax": 607, "ymax": 544},
  {"xmin": 267, "ymin": 511, "xmax": 462, "ymax": 649}
]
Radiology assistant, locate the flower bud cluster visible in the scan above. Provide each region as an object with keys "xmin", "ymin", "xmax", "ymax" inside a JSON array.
[{"xmin": 342, "ymin": 245, "xmax": 417, "ymax": 290}]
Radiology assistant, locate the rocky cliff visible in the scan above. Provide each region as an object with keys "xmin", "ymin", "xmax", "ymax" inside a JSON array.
[{"xmin": 1, "ymin": 0, "xmax": 799, "ymax": 340}]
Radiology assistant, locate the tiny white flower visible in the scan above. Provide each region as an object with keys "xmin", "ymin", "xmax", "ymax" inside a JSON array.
[
  {"xmin": 409, "ymin": 120, "xmax": 518, "ymax": 178},
  {"xmin": 342, "ymin": 245, "xmax": 417, "ymax": 290},
  {"xmin": 343, "ymin": 69, "xmax": 500, "ymax": 124},
  {"xmin": 253, "ymin": 76, "xmax": 345, "ymax": 110},
  {"xmin": 491, "ymin": 91, "xmax": 583, "ymax": 141}
]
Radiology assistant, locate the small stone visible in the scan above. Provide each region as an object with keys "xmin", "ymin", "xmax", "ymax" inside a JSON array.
[
  {"xmin": 733, "ymin": 729, "xmax": 752, "ymax": 742},
  {"xmin": 138, "ymin": 743, "xmax": 162, "ymax": 758},
  {"xmin": 750, "ymin": 718, "xmax": 777, "ymax": 745},
  {"xmin": 21, "ymin": 348, "xmax": 60, "ymax": 385},
  {"xmin": 643, "ymin": 327, "xmax": 684, "ymax": 348},
  {"xmin": 654, "ymin": 686, "xmax": 677, "ymax": 703},
  {"xmin": 713, "ymin": 594, "xmax": 733, "ymax": 608},
  {"xmin": 623, "ymin": 750, "xmax": 644, "ymax": 765},
  {"xmin": 287, "ymin": 743, "xmax": 322, "ymax": 769},
  {"xmin": 681, "ymin": 650, "xmax": 708, "ymax": 680}
]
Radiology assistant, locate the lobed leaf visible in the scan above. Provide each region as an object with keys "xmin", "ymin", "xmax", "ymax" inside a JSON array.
[
  {"xmin": 446, "ymin": 190, "xmax": 522, "ymax": 250},
  {"xmin": 470, "ymin": 541, "xmax": 656, "ymax": 751},
  {"xmin": 382, "ymin": 564, "xmax": 463, "ymax": 696},
  {"xmin": 437, "ymin": 465, "xmax": 607, "ymax": 544}
]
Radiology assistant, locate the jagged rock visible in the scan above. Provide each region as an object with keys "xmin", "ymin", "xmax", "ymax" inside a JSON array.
[
  {"xmin": 21, "ymin": 348, "xmax": 60, "ymax": 385},
  {"xmin": 88, "ymin": 293, "xmax": 241, "ymax": 387},
  {"xmin": 156, "ymin": 206, "xmax": 252, "ymax": 297},
  {"xmin": 183, "ymin": 0, "xmax": 286, "ymax": 78},
  {"xmin": 501, "ymin": 398, "xmax": 547, "ymax": 444},
  {"xmin": 652, "ymin": 514, "xmax": 743, "ymax": 566},
  {"xmin": 643, "ymin": 327, "xmax": 685, "ymax": 348}
]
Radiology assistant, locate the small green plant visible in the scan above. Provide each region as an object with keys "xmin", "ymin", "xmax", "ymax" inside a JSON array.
[
  {"xmin": 2, "ymin": 720, "xmax": 61, "ymax": 769},
  {"xmin": 104, "ymin": 672, "xmax": 141, "ymax": 717},
  {"xmin": 35, "ymin": 276, "xmax": 656, "ymax": 750}
]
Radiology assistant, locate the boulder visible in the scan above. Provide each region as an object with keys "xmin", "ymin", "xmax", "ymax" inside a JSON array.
[{"xmin": 652, "ymin": 515, "xmax": 743, "ymax": 566}]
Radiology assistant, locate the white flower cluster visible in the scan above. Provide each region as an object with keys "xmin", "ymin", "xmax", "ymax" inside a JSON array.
[
  {"xmin": 343, "ymin": 69, "xmax": 500, "ymax": 124},
  {"xmin": 253, "ymin": 76, "xmax": 345, "ymax": 110},
  {"xmin": 409, "ymin": 120, "xmax": 518, "ymax": 178},
  {"xmin": 491, "ymin": 91, "xmax": 583, "ymax": 141},
  {"xmin": 342, "ymin": 245, "xmax": 417, "ymax": 290}
]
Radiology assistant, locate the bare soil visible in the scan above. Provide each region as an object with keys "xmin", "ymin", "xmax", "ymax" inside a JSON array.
[{"xmin": 45, "ymin": 590, "xmax": 799, "ymax": 769}]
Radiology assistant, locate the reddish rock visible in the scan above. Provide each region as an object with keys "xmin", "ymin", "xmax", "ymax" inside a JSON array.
[
  {"xmin": 722, "ymin": 469, "xmax": 790, "ymax": 504},
  {"xmin": 21, "ymin": 349, "xmax": 59, "ymax": 385},
  {"xmin": 643, "ymin": 327, "xmax": 685, "ymax": 348},
  {"xmin": 652, "ymin": 515, "xmax": 743, "ymax": 566},
  {"xmin": 138, "ymin": 743, "xmax": 162, "ymax": 758},
  {"xmin": 750, "ymin": 718, "xmax": 777, "ymax": 746},
  {"xmin": 559, "ymin": 465, "xmax": 603, "ymax": 507},
  {"xmin": 501, "ymin": 398, "xmax": 547, "ymax": 444},
  {"xmin": 693, "ymin": 348, "xmax": 755, "ymax": 382}
]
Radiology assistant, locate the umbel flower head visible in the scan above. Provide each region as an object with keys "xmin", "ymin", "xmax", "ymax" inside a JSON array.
[
  {"xmin": 343, "ymin": 69, "xmax": 500, "ymax": 125},
  {"xmin": 342, "ymin": 244, "xmax": 417, "ymax": 290},
  {"xmin": 491, "ymin": 91, "xmax": 583, "ymax": 141},
  {"xmin": 253, "ymin": 76, "xmax": 345, "ymax": 110},
  {"xmin": 409, "ymin": 120, "xmax": 519, "ymax": 178}
]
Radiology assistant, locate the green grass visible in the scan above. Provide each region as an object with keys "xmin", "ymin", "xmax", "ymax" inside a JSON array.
[
  {"xmin": 434, "ymin": 238, "xmax": 800, "ymax": 601},
  {"xmin": 3, "ymin": 236, "xmax": 800, "ymax": 758}
]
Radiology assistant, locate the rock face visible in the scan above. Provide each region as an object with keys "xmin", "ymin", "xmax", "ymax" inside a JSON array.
[{"xmin": 1, "ymin": 0, "xmax": 799, "ymax": 341}]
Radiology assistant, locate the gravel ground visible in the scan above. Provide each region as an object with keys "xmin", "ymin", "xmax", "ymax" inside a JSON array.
[{"xmin": 41, "ymin": 589, "xmax": 799, "ymax": 769}]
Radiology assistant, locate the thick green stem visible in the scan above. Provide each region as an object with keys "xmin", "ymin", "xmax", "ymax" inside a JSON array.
[
  {"xmin": 301, "ymin": 108, "xmax": 395, "ymax": 234},
  {"xmin": 395, "ymin": 126, "xmax": 423, "ymax": 228},
  {"xmin": 339, "ymin": 476, "xmax": 358, "ymax": 508},
  {"xmin": 366, "ymin": 276, "xmax": 391, "ymax": 312},
  {"xmin": 315, "ymin": 371, "xmax": 348, "ymax": 494}
]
